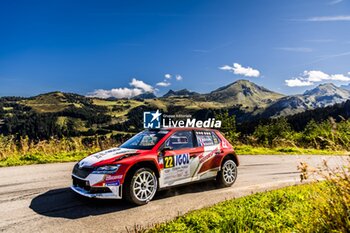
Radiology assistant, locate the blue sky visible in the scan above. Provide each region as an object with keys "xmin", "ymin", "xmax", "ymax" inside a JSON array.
[{"xmin": 0, "ymin": 0, "xmax": 350, "ymax": 97}]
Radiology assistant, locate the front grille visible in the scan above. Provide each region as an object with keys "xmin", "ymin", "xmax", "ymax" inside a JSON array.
[
  {"xmin": 72, "ymin": 176, "xmax": 113, "ymax": 194},
  {"xmin": 90, "ymin": 187, "xmax": 112, "ymax": 194},
  {"xmin": 72, "ymin": 163, "xmax": 94, "ymax": 178},
  {"xmin": 72, "ymin": 176, "xmax": 91, "ymax": 191}
]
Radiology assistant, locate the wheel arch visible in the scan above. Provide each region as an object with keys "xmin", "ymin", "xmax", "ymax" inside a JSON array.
[
  {"xmin": 124, "ymin": 160, "xmax": 160, "ymax": 183},
  {"xmin": 221, "ymin": 153, "xmax": 239, "ymax": 167}
]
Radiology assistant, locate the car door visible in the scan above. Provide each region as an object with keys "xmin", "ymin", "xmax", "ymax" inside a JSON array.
[
  {"xmin": 158, "ymin": 130, "xmax": 204, "ymax": 188},
  {"xmin": 192, "ymin": 130, "xmax": 222, "ymax": 180}
]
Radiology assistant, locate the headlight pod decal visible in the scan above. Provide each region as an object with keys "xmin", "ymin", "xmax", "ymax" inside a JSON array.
[{"xmin": 92, "ymin": 164, "xmax": 121, "ymax": 174}]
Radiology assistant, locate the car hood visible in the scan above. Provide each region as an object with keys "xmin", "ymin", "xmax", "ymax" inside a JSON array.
[{"xmin": 78, "ymin": 147, "xmax": 139, "ymax": 168}]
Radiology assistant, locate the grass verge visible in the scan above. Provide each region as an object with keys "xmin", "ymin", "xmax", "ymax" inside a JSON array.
[
  {"xmin": 146, "ymin": 182, "xmax": 348, "ymax": 232},
  {"xmin": 234, "ymin": 144, "xmax": 348, "ymax": 155},
  {"xmin": 0, "ymin": 150, "xmax": 94, "ymax": 167}
]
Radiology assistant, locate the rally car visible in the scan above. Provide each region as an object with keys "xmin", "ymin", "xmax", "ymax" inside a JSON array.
[{"xmin": 71, "ymin": 128, "xmax": 239, "ymax": 205}]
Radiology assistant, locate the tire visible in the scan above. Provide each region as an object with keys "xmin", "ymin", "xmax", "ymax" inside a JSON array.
[
  {"xmin": 123, "ymin": 167, "xmax": 158, "ymax": 205},
  {"xmin": 216, "ymin": 159, "xmax": 237, "ymax": 187}
]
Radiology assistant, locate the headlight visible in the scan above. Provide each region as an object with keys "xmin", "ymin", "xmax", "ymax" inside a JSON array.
[{"xmin": 92, "ymin": 164, "xmax": 121, "ymax": 174}]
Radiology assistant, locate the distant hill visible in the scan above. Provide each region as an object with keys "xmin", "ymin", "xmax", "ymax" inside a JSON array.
[
  {"xmin": 261, "ymin": 83, "xmax": 350, "ymax": 117},
  {"xmin": 22, "ymin": 91, "xmax": 94, "ymax": 112},
  {"xmin": 132, "ymin": 92, "xmax": 157, "ymax": 100},
  {"xmin": 239, "ymin": 99, "xmax": 350, "ymax": 135},
  {"xmin": 2, "ymin": 80, "xmax": 350, "ymax": 139},
  {"xmin": 163, "ymin": 89, "xmax": 199, "ymax": 98},
  {"xmin": 287, "ymin": 99, "xmax": 350, "ymax": 131},
  {"xmin": 205, "ymin": 80, "xmax": 284, "ymax": 108}
]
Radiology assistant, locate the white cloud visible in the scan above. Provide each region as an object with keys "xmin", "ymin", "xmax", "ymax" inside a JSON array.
[
  {"xmin": 329, "ymin": 0, "xmax": 343, "ymax": 5},
  {"xmin": 175, "ymin": 75, "xmax": 183, "ymax": 81},
  {"xmin": 219, "ymin": 65, "xmax": 232, "ymax": 71},
  {"xmin": 286, "ymin": 70, "xmax": 350, "ymax": 87},
  {"xmin": 129, "ymin": 78, "xmax": 154, "ymax": 92},
  {"xmin": 307, "ymin": 15, "xmax": 350, "ymax": 22},
  {"xmin": 304, "ymin": 70, "xmax": 350, "ymax": 82},
  {"xmin": 304, "ymin": 70, "xmax": 329, "ymax": 82},
  {"xmin": 276, "ymin": 47, "xmax": 313, "ymax": 52},
  {"xmin": 164, "ymin": 74, "xmax": 172, "ymax": 79},
  {"xmin": 219, "ymin": 63, "xmax": 260, "ymax": 77},
  {"xmin": 156, "ymin": 81, "xmax": 171, "ymax": 87},
  {"xmin": 88, "ymin": 88, "xmax": 143, "ymax": 99},
  {"xmin": 331, "ymin": 74, "xmax": 350, "ymax": 81},
  {"xmin": 87, "ymin": 78, "xmax": 154, "ymax": 99},
  {"xmin": 285, "ymin": 78, "xmax": 313, "ymax": 87}
]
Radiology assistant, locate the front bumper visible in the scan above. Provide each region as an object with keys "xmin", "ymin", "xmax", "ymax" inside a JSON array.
[
  {"xmin": 71, "ymin": 174, "xmax": 122, "ymax": 199},
  {"xmin": 70, "ymin": 185, "xmax": 122, "ymax": 199}
]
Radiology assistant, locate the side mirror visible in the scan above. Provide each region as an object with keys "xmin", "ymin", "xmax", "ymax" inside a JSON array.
[{"xmin": 161, "ymin": 146, "xmax": 173, "ymax": 153}]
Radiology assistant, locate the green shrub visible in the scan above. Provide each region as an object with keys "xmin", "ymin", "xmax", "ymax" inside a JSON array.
[{"xmin": 253, "ymin": 117, "xmax": 294, "ymax": 147}]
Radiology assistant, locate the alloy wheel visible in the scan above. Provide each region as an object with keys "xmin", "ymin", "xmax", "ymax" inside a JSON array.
[
  {"xmin": 222, "ymin": 160, "xmax": 237, "ymax": 184},
  {"xmin": 132, "ymin": 170, "xmax": 157, "ymax": 202}
]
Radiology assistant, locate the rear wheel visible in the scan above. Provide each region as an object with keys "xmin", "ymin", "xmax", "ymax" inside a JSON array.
[
  {"xmin": 216, "ymin": 159, "xmax": 237, "ymax": 187},
  {"xmin": 123, "ymin": 167, "xmax": 158, "ymax": 205}
]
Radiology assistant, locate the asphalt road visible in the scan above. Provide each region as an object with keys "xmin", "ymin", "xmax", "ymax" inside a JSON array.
[{"xmin": 0, "ymin": 155, "xmax": 347, "ymax": 233}]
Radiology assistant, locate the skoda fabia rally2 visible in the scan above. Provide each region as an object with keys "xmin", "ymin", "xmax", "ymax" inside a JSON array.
[{"xmin": 71, "ymin": 128, "xmax": 239, "ymax": 205}]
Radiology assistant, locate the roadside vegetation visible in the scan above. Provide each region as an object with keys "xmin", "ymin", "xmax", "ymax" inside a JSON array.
[
  {"xmin": 1, "ymin": 95, "xmax": 350, "ymax": 166},
  {"xmin": 217, "ymin": 110, "xmax": 350, "ymax": 154},
  {"xmin": 1, "ymin": 111, "xmax": 349, "ymax": 166},
  {"xmin": 0, "ymin": 135, "xmax": 126, "ymax": 167},
  {"xmin": 145, "ymin": 158, "xmax": 350, "ymax": 232}
]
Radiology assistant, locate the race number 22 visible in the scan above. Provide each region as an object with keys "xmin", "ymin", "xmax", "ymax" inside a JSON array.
[{"xmin": 164, "ymin": 156, "xmax": 174, "ymax": 168}]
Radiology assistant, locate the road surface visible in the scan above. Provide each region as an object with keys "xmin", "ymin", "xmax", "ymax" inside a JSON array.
[{"xmin": 0, "ymin": 155, "xmax": 347, "ymax": 233}]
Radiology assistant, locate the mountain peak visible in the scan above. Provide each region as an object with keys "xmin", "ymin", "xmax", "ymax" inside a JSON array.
[
  {"xmin": 163, "ymin": 89, "xmax": 199, "ymax": 98},
  {"xmin": 232, "ymin": 79, "xmax": 252, "ymax": 84},
  {"xmin": 304, "ymin": 83, "xmax": 347, "ymax": 96},
  {"xmin": 264, "ymin": 82, "xmax": 350, "ymax": 118},
  {"xmin": 208, "ymin": 79, "xmax": 284, "ymax": 107},
  {"xmin": 132, "ymin": 92, "xmax": 157, "ymax": 99}
]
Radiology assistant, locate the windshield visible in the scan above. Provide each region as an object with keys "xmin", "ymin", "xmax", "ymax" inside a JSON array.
[{"xmin": 120, "ymin": 130, "xmax": 169, "ymax": 150}]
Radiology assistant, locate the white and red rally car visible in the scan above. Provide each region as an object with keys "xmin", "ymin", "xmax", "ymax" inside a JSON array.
[{"xmin": 71, "ymin": 128, "xmax": 239, "ymax": 205}]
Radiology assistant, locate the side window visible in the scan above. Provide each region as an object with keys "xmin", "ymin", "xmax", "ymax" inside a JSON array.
[
  {"xmin": 211, "ymin": 131, "xmax": 221, "ymax": 145},
  {"xmin": 165, "ymin": 131, "xmax": 194, "ymax": 150},
  {"xmin": 195, "ymin": 131, "xmax": 220, "ymax": 146}
]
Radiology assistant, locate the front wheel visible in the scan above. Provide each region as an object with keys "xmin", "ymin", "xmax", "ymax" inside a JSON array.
[
  {"xmin": 216, "ymin": 159, "xmax": 237, "ymax": 187},
  {"xmin": 123, "ymin": 168, "xmax": 158, "ymax": 205}
]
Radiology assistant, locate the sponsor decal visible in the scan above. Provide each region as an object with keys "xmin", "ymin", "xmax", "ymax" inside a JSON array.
[
  {"xmin": 105, "ymin": 174, "xmax": 123, "ymax": 181},
  {"xmin": 164, "ymin": 153, "xmax": 190, "ymax": 169},
  {"xmin": 93, "ymin": 148, "xmax": 120, "ymax": 159},
  {"xmin": 143, "ymin": 110, "xmax": 221, "ymax": 129},
  {"xmin": 195, "ymin": 131, "xmax": 212, "ymax": 136},
  {"xmin": 106, "ymin": 180, "xmax": 120, "ymax": 186},
  {"xmin": 221, "ymin": 140, "xmax": 229, "ymax": 149},
  {"xmin": 199, "ymin": 149, "xmax": 217, "ymax": 163},
  {"xmin": 158, "ymin": 156, "xmax": 164, "ymax": 165},
  {"xmin": 162, "ymin": 166, "xmax": 190, "ymax": 182},
  {"xmin": 79, "ymin": 148, "xmax": 136, "ymax": 167},
  {"xmin": 161, "ymin": 153, "xmax": 191, "ymax": 185}
]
